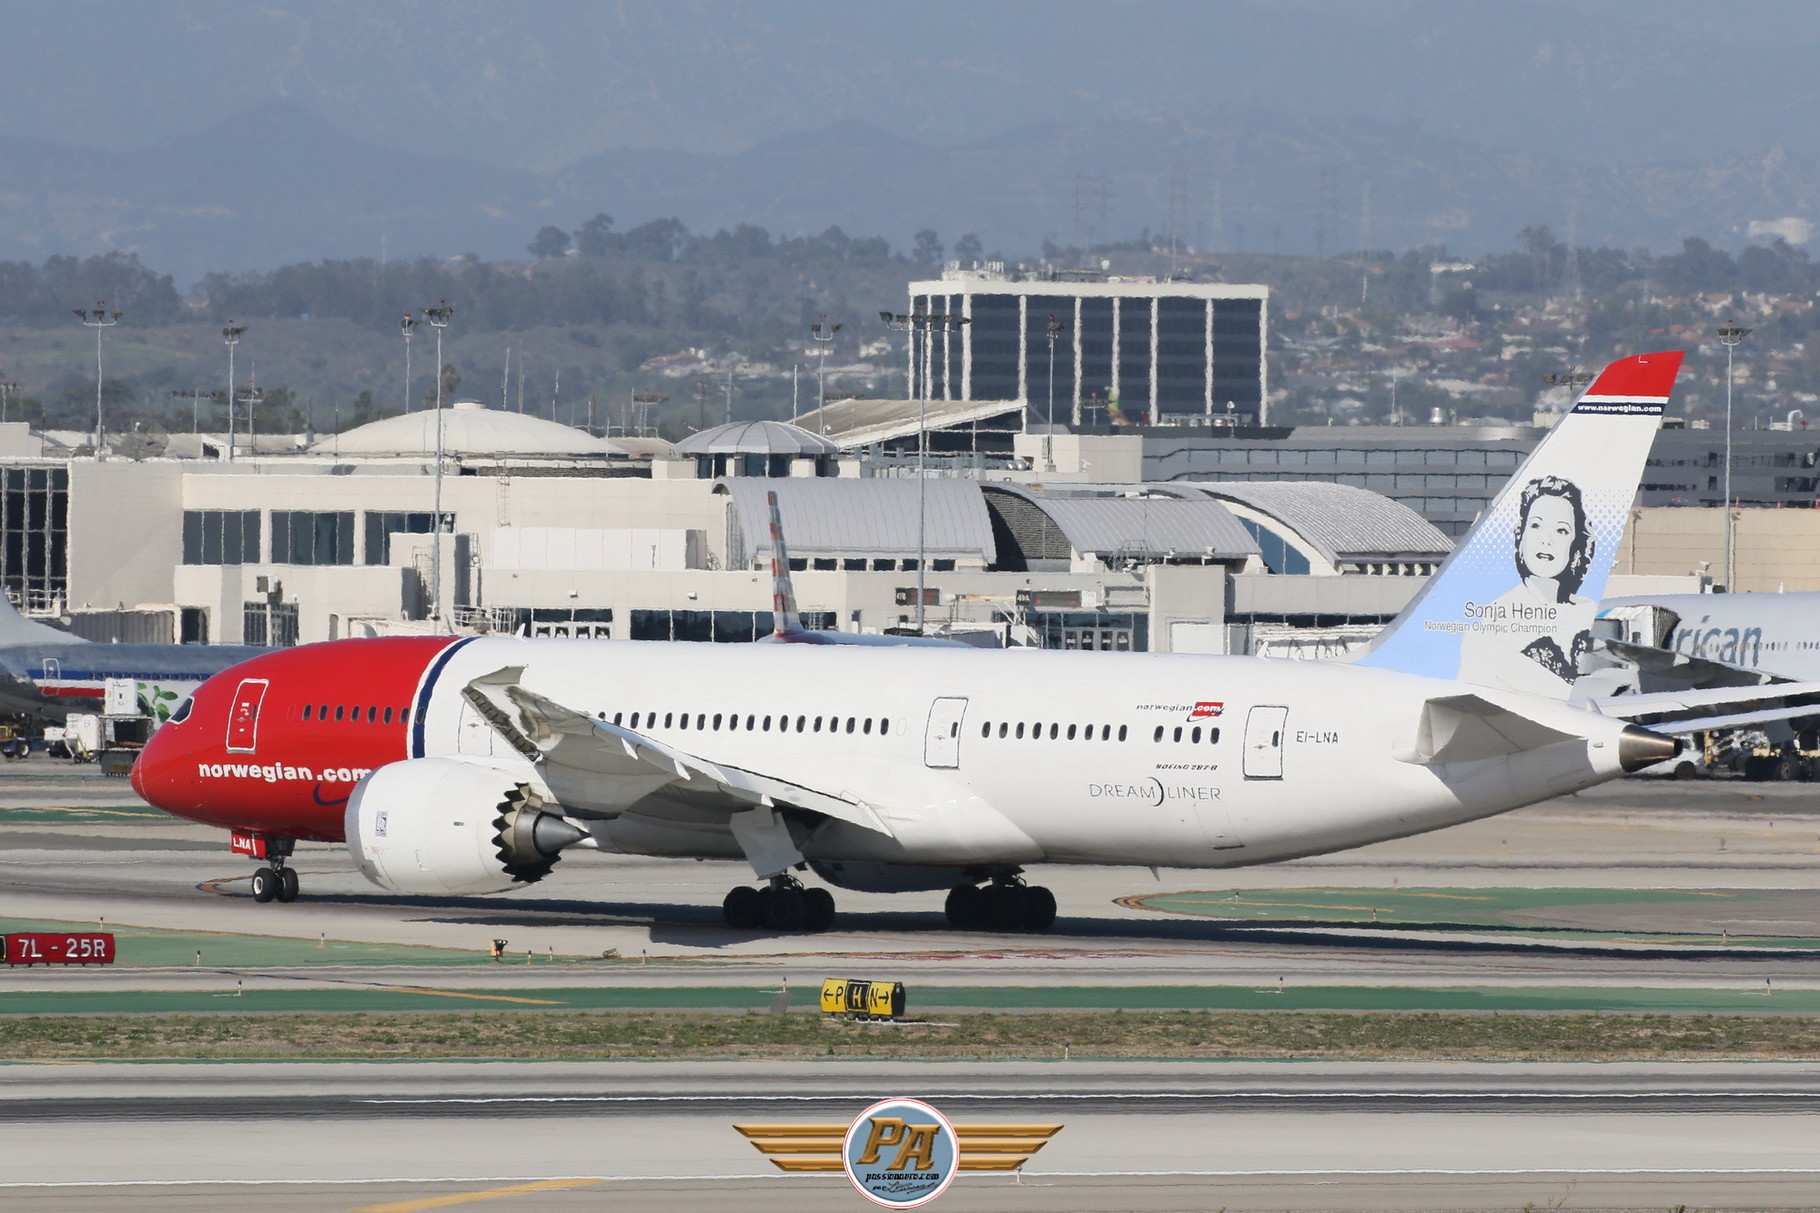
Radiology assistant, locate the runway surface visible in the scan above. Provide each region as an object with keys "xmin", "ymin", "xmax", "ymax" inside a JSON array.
[
  {"xmin": 5, "ymin": 769, "xmax": 1820, "ymax": 999},
  {"xmin": 7, "ymin": 768, "xmax": 1820, "ymax": 1208},
  {"xmin": 7, "ymin": 1060, "xmax": 1820, "ymax": 1211}
]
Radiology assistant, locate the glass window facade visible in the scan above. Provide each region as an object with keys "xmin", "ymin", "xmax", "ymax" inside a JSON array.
[
  {"xmin": 1023, "ymin": 295, "xmax": 1071, "ymax": 425},
  {"xmin": 1237, "ymin": 518, "xmax": 1311, "ymax": 575},
  {"xmin": 272, "ymin": 511, "xmax": 356, "ymax": 566},
  {"xmin": 243, "ymin": 600, "xmax": 299, "ymax": 646},
  {"xmin": 363, "ymin": 511, "xmax": 444, "ymax": 564},
  {"xmin": 629, "ymin": 609, "xmax": 836, "ymax": 642},
  {"xmin": 1118, "ymin": 298, "xmax": 1153, "ymax": 420},
  {"xmin": 1078, "ymin": 298, "xmax": 1114, "ymax": 424},
  {"xmin": 909, "ymin": 284, "xmax": 1265, "ymax": 423},
  {"xmin": 182, "ymin": 509, "xmax": 260, "ymax": 565},
  {"xmin": 965, "ymin": 295, "xmax": 1020, "ymax": 401},
  {"xmin": 1156, "ymin": 298, "xmax": 1207, "ymax": 416},
  {"xmin": 1211, "ymin": 299, "xmax": 1263, "ymax": 416}
]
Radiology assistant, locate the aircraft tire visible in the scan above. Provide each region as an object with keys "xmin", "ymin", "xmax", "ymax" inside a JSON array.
[
  {"xmin": 760, "ymin": 887, "xmax": 806, "ymax": 932},
  {"xmin": 801, "ymin": 887, "xmax": 836, "ymax": 932},
  {"xmin": 250, "ymin": 868, "xmax": 276, "ymax": 903},
  {"xmin": 1023, "ymin": 885, "xmax": 1057, "ymax": 932},
  {"xmin": 275, "ymin": 868, "xmax": 299, "ymax": 903},
  {"xmin": 944, "ymin": 884, "xmax": 986, "ymax": 930},
  {"xmin": 982, "ymin": 884, "xmax": 1030, "ymax": 933},
  {"xmin": 723, "ymin": 886, "xmax": 761, "ymax": 929}
]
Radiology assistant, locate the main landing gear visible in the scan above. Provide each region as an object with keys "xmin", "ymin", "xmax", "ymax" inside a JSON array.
[
  {"xmin": 248, "ymin": 839, "xmax": 299, "ymax": 904},
  {"xmin": 944, "ymin": 877, "xmax": 1057, "ymax": 933},
  {"xmin": 722, "ymin": 875, "xmax": 836, "ymax": 932}
]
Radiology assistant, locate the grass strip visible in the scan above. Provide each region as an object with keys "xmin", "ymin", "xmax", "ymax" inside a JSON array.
[{"xmin": 8, "ymin": 1009, "xmax": 1820, "ymax": 1062}]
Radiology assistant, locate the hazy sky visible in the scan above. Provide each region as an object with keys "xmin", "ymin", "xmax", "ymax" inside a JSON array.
[{"xmin": 11, "ymin": 1, "xmax": 1820, "ymax": 168}]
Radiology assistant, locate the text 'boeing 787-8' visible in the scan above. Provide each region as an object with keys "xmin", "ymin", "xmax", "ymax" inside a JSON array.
[{"xmin": 133, "ymin": 351, "xmax": 1808, "ymax": 929}]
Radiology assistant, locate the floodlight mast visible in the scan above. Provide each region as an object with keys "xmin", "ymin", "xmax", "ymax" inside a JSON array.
[
  {"xmin": 422, "ymin": 302, "xmax": 454, "ymax": 629},
  {"xmin": 0, "ymin": 378, "xmax": 18, "ymax": 424},
  {"xmin": 1717, "ymin": 321, "xmax": 1752, "ymax": 590},
  {"xmin": 880, "ymin": 307, "xmax": 969, "ymax": 633},
  {"xmin": 809, "ymin": 315, "xmax": 842, "ymax": 422},
  {"xmin": 74, "ymin": 303, "xmax": 122, "ymax": 460},
  {"xmin": 1045, "ymin": 313, "xmax": 1068, "ymax": 472},
  {"xmin": 220, "ymin": 323, "xmax": 246, "ymax": 463},
  {"xmin": 400, "ymin": 312, "xmax": 420, "ymax": 416}
]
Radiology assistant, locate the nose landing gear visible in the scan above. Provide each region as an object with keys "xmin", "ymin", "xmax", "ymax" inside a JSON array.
[
  {"xmin": 247, "ymin": 839, "xmax": 299, "ymax": 904},
  {"xmin": 722, "ymin": 875, "xmax": 836, "ymax": 932}
]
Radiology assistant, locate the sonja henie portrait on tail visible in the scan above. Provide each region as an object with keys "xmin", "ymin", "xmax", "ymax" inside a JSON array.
[{"xmin": 1457, "ymin": 475, "xmax": 1597, "ymax": 696}]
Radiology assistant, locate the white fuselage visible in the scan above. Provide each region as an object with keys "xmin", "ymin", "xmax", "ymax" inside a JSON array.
[{"xmin": 412, "ymin": 638, "xmax": 1637, "ymax": 872}]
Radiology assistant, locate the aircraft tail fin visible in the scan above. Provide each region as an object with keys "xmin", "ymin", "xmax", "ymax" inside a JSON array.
[
  {"xmin": 765, "ymin": 490, "xmax": 804, "ymax": 637},
  {"xmin": 1351, "ymin": 350, "xmax": 1685, "ymax": 699},
  {"xmin": 0, "ymin": 591, "xmax": 81, "ymax": 645}
]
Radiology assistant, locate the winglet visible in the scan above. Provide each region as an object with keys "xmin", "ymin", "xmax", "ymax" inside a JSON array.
[
  {"xmin": 766, "ymin": 490, "xmax": 804, "ymax": 636},
  {"xmin": 1352, "ymin": 351, "xmax": 1685, "ymax": 699}
]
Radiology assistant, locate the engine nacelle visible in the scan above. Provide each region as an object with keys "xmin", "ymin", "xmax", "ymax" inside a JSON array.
[{"xmin": 346, "ymin": 757, "xmax": 586, "ymax": 896}]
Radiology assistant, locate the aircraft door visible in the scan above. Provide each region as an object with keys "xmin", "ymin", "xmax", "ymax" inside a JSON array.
[
  {"xmin": 225, "ymin": 678, "xmax": 269, "ymax": 754},
  {"xmin": 1242, "ymin": 705, "xmax": 1287, "ymax": 780},
  {"xmin": 923, "ymin": 697, "xmax": 968, "ymax": 768},
  {"xmin": 456, "ymin": 699, "xmax": 493, "ymax": 756}
]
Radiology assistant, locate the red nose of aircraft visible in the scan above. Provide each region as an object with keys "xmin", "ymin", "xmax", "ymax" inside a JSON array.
[{"xmin": 131, "ymin": 636, "xmax": 462, "ymax": 841}]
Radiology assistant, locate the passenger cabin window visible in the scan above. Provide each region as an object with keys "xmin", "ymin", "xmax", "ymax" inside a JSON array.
[
  {"xmin": 302, "ymin": 704, "xmax": 313, "ymax": 721},
  {"xmin": 334, "ymin": 706, "xmax": 345, "ymax": 722},
  {"xmin": 383, "ymin": 707, "xmax": 393, "ymax": 724}
]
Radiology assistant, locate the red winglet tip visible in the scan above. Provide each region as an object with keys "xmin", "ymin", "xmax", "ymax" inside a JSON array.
[{"xmin": 1587, "ymin": 350, "xmax": 1686, "ymax": 399}]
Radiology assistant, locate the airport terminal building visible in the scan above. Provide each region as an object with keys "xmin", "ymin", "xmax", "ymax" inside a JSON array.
[{"xmin": 906, "ymin": 267, "xmax": 1268, "ymax": 427}]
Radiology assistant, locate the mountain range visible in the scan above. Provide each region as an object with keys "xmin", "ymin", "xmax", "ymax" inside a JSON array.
[{"xmin": 4, "ymin": 95, "xmax": 1820, "ymax": 285}]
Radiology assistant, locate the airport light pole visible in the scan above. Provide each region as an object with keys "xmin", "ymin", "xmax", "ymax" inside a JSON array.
[
  {"xmin": 809, "ymin": 315, "xmax": 842, "ymax": 423},
  {"xmin": 0, "ymin": 378, "xmax": 17, "ymax": 424},
  {"xmin": 1717, "ymin": 321, "xmax": 1752, "ymax": 590},
  {"xmin": 881, "ymin": 308, "xmax": 969, "ymax": 633},
  {"xmin": 169, "ymin": 388, "xmax": 220, "ymax": 434},
  {"xmin": 400, "ymin": 312, "xmax": 420, "ymax": 414},
  {"xmin": 1045, "ymin": 313, "xmax": 1068, "ymax": 472},
  {"xmin": 1541, "ymin": 367, "xmax": 1593, "ymax": 422},
  {"xmin": 632, "ymin": 390, "xmax": 666, "ymax": 438},
  {"xmin": 423, "ymin": 302, "xmax": 454, "ymax": 628},
  {"xmin": 221, "ymin": 322, "xmax": 246, "ymax": 463},
  {"xmin": 74, "ymin": 303, "xmax": 122, "ymax": 460}
]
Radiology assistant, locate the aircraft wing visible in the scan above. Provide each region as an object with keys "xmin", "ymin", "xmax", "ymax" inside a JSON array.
[
  {"xmin": 1592, "ymin": 636, "xmax": 1783, "ymax": 692},
  {"xmin": 460, "ymin": 667, "xmax": 893, "ymax": 837},
  {"xmin": 1586, "ymin": 680, "xmax": 1820, "ymax": 734}
]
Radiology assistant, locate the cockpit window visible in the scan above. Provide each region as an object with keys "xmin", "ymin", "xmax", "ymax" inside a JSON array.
[{"xmin": 168, "ymin": 696, "xmax": 194, "ymax": 724}]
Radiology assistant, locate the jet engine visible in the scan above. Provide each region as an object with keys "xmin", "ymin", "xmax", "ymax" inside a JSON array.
[{"xmin": 345, "ymin": 757, "xmax": 588, "ymax": 896}]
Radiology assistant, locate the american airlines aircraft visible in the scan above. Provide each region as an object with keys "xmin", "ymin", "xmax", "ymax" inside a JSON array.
[
  {"xmin": 135, "ymin": 351, "xmax": 1789, "ymax": 930},
  {"xmin": 0, "ymin": 595, "xmax": 263, "ymax": 723},
  {"xmin": 1601, "ymin": 591, "xmax": 1820, "ymax": 684}
]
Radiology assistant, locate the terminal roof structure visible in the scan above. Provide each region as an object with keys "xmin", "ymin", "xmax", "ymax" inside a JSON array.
[
  {"xmin": 984, "ymin": 484, "xmax": 1261, "ymax": 564},
  {"xmin": 1177, "ymin": 482, "xmax": 1451, "ymax": 564},
  {"xmin": 673, "ymin": 419, "xmax": 839, "ymax": 457},
  {"xmin": 791, "ymin": 397, "xmax": 1022, "ymax": 450},
  {"xmin": 717, "ymin": 478, "xmax": 996, "ymax": 567},
  {"xmin": 313, "ymin": 401, "xmax": 633, "ymax": 458}
]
